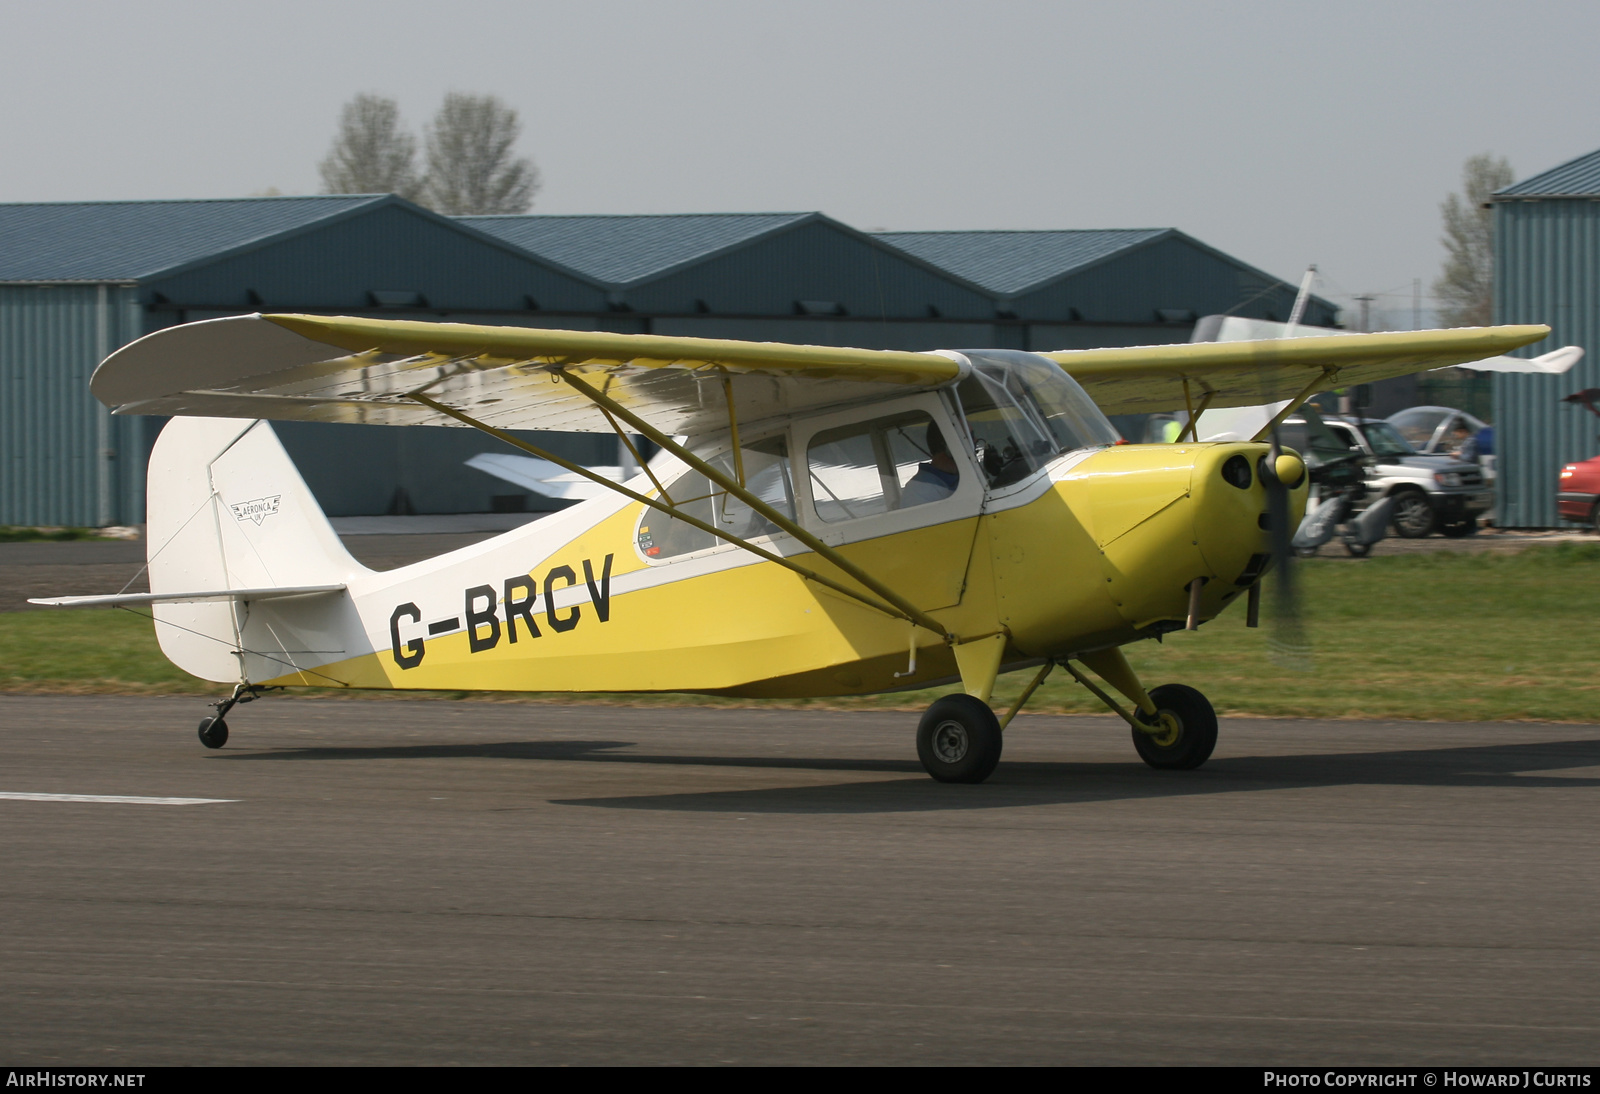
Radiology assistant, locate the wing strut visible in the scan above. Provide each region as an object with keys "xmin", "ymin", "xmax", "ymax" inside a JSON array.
[
  {"xmin": 407, "ymin": 392, "xmax": 947, "ymax": 637},
  {"xmin": 1251, "ymin": 367, "xmax": 1338, "ymax": 442},
  {"xmin": 550, "ymin": 369, "xmax": 953, "ymax": 640},
  {"xmin": 1178, "ymin": 379, "xmax": 1216, "ymax": 443}
]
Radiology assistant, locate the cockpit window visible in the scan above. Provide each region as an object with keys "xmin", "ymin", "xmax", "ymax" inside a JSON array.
[
  {"xmin": 954, "ymin": 350, "xmax": 1121, "ymax": 487},
  {"xmin": 807, "ymin": 411, "xmax": 958, "ymax": 523},
  {"xmin": 636, "ymin": 434, "xmax": 794, "ymax": 560}
]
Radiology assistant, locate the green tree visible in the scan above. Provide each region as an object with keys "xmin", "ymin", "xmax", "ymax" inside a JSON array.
[
  {"xmin": 1434, "ymin": 153, "xmax": 1514, "ymax": 327},
  {"xmin": 421, "ymin": 92, "xmax": 540, "ymax": 215},
  {"xmin": 318, "ymin": 94, "xmax": 422, "ymax": 200}
]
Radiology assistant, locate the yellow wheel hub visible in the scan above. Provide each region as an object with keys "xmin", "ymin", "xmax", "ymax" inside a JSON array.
[{"xmin": 1146, "ymin": 711, "xmax": 1182, "ymax": 748}]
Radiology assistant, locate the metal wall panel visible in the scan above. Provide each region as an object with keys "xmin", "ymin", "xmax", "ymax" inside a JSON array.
[
  {"xmin": 1494, "ymin": 199, "xmax": 1600, "ymax": 527},
  {"xmin": 0, "ymin": 284, "xmax": 141, "ymax": 526}
]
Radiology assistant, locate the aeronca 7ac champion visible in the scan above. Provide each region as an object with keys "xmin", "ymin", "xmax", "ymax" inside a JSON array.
[{"xmin": 36, "ymin": 314, "xmax": 1549, "ymax": 782}]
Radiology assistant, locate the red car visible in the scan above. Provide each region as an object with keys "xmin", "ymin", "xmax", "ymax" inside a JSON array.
[{"xmin": 1559, "ymin": 455, "xmax": 1600, "ymax": 532}]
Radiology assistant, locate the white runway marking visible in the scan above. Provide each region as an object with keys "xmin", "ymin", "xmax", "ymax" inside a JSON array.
[{"xmin": 0, "ymin": 791, "xmax": 238, "ymax": 805}]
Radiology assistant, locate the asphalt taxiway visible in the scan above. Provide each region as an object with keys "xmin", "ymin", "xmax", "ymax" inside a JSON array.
[{"xmin": 1, "ymin": 696, "xmax": 1597, "ymax": 1065}]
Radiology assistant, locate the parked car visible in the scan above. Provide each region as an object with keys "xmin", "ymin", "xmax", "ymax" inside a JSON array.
[
  {"xmin": 1387, "ymin": 405, "xmax": 1491, "ymax": 457},
  {"xmin": 1559, "ymin": 455, "xmax": 1600, "ymax": 533},
  {"xmin": 1281, "ymin": 415, "xmax": 1491, "ymax": 538}
]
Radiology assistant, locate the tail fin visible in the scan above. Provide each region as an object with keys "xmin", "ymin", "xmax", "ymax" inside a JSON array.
[{"xmin": 146, "ymin": 417, "xmax": 365, "ymax": 682}]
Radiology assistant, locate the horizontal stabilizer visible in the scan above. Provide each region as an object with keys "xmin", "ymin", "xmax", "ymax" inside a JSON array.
[
  {"xmin": 466, "ymin": 452, "xmax": 624, "ymax": 500},
  {"xmin": 30, "ymin": 584, "xmax": 346, "ymax": 609}
]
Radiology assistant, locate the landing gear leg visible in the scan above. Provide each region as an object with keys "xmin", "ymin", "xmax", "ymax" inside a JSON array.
[
  {"xmin": 196, "ymin": 682, "xmax": 277, "ymax": 750},
  {"xmin": 1062, "ymin": 649, "xmax": 1219, "ymax": 771}
]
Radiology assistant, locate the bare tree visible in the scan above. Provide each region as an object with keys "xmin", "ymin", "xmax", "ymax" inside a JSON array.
[
  {"xmin": 319, "ymin": 94, "xmax": 422, "ymax": 200},
  {"xmin": 1433, "ymin": 153, "xmax": 1514, "ymax": 327},
  {"xmin": 421, "ymin": 93, "xmax": 540, "ymax": 215}
]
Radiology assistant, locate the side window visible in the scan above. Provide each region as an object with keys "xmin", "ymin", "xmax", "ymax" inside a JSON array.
[
  {"xmin": 636, "ymin": 435, "xmax": 794, "ymax": 560},
  {"xmin": 807, "ymin": 411, "xmax": 958, "ymax": 524}
]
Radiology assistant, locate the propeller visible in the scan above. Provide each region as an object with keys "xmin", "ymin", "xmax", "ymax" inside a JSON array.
[{"xmin": 1260, "ymin": 430, "xmax": 1312, "ymax": 670}]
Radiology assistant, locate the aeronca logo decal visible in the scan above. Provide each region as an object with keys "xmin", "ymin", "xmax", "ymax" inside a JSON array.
[
  {"xmin": 388, "ymin": 554, "xmax": 614, "ymax": 670},
  {"xmin": 229, "ymin": 496, "xmax": 281, "ymax": 525}
]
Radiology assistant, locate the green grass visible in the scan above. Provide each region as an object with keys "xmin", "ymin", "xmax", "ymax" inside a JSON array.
[
  {"xmin": 0, "ymin": 526, "xmax": 117, "ymax": 543},
  {"xmin": 4, "ymin": 543, "xmax": 1598, "ymax": 721}
]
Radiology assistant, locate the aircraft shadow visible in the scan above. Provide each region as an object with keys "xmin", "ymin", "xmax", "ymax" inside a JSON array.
[
  {"xmin": 225, "ymin": 738, "xmax": 923, "ymax": 774},
  {"xmin": 226, "ymin": 734, "xmax": 1600, "ymax": 815}
]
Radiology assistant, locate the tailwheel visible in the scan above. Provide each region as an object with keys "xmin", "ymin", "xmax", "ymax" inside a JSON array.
[
  {"xmin": 1131, "ymin": 683, "xmax": 1217, "ymax": 770},
  {"xmin": 197, "ymin": 716, "xmax": 229, "ymax": 750},
  {"xmin": 917, "ymin": 694, "xmax": 1003, "ymax": 784}
]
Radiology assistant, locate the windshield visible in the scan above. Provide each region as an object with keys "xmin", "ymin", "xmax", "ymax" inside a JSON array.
[
  {"xmin": 1387, "ymin": 407, "xmax": 1450, "ymax": 450},
  {"xmin": 954, "ymin": 350, "xmax": 1121, "ymax": 487},
  {"xmin": 1358, "ymin": 421, "xmax": 1418, "ymax": 457}
]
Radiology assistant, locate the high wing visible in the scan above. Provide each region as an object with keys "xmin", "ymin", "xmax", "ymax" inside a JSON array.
[
  {"xmin": 93, "ymin": 313, "xmax": 1551, "ymax": 431},
  {"xmin": 1042, "ymin": 325, "xmax": 1552, "ymax": 416},
  {"xmin": 93, "ymin": 313, "xmax": 960, "ymax": 436}
]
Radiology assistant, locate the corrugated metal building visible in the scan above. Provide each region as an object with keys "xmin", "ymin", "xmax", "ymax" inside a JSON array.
[
  {"xmin": 875, "ymin": 228, "xmax": 1339, "ymax": 347},
  {"xmin": 461, "ymin": 212, "xmax": 1003, "ymax": 347},
  {"xmin": 3, "ymin": 199, "xmax": 1327, "ymax": 525},
  {"xmin": 465, "ymin": 213, "xmax": 1335, "ymax": 351},
  {"xmin": 0, "ymin": 195, "xmax": 612, "ymax": 525},
  {"xmin": 1493, "ymin": 149, "xmax": 1600, "ymax": 527}
]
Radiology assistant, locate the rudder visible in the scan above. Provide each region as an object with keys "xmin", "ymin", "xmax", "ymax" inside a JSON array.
[{"xmin": 146, "ymin": 417, "xmax": 366, "ymax": 682}]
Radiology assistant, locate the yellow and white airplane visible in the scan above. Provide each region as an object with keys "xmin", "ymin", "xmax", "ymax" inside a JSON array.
[{"xmin": 35, "ymin": 315, "xmax": 1548, "ymax": 782}]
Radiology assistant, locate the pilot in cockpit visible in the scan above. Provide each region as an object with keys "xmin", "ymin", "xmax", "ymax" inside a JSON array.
[{"xmin": 900, "ymin": 423, "xmax": 961, "ymax": 506}]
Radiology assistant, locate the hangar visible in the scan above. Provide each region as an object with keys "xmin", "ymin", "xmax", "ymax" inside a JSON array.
[
  {"xmin": 1492, "ymin": 148, "xmax": 1600, "ymax": 527},
  {"xmin": 1, "ymin": 198, "xmax": 1328, "ymax": 526},
  {"xmin": 464, "ymin": 212, "xmax": 1335, "ymax": 350},
  {"xmin": 0, "ymin": 195, "xmax": 611, "ymax": 526}
]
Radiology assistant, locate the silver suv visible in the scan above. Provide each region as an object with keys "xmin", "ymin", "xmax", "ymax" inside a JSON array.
[{"xmin": 1282, "ymin": 415, "xmax": 1491, "ymax": 538}]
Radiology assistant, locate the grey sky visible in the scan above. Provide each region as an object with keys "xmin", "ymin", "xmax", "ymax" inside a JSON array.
[{"xmin": 2, "ymin": 0, "xmax": 1595, "ymax": 325}]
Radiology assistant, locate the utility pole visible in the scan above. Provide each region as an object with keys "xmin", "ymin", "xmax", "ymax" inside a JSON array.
[
  {"xmin": 1352, "ymin": 293, "xmax": 1376, "ymax": 333},
  {"xmin": 1412, "ymin": 278, "xmax": 1421, "ymax": 330}
]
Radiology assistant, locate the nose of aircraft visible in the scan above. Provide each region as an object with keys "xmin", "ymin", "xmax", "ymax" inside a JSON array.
[{"xmin": 1059, "ymin": 442, "xmax": 1307, "ymax": 633}]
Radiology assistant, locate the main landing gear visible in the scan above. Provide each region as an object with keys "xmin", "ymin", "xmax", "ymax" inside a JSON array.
[
  {"xmin": 196, "ymin": 683, "xmax": 276, "ymax": 750},
  {"xmin": 913, "ymin": 647, "xmax": 1218, "ymax": 783}
]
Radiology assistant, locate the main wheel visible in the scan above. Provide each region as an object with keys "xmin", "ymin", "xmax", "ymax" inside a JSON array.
[
  {"xmin": 198, "ymin": 716, "xmax": 229, "ymax": 749},
  {"xmin": 1131, "ymin": 684, "xmax": 1217, "ymax": 771},
  {"xmin": 1390, "ymin": 489, "xmax": 1436, "ymax": 538},
  {"xmin": 1440, "ymin": 518, "xmax": 1477, "ymax": 538},
  {"xmin": 1344, "ymin": 540, "xmax": 1371, "ymax": 557},
  {"xmin": 916, "ymin": 694, "xmax": 1003, "ymax": 784}
]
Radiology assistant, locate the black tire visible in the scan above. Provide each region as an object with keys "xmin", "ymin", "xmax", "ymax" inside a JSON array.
[
  {"xmin": 1440, "ymin": 518, "xmax": 1477, "ymax": 538},
  {"xmin": 1131, "ymin": 683, "xmax": 1218, "ymax": 771},
  {"xmin": 198, "ymin": 716, "xmax": 228, "ymax": 749},
  {"xmin": 1390, "ymin": 489, "xmax": 1436, "ymax": 539},
  {"xmin": 1293, "ymin": 545, "xmax": 1319, "ymax": 558},
  {"xmin": 916, "ymin": 694, "xmax": 1003, "ymax": 784}
]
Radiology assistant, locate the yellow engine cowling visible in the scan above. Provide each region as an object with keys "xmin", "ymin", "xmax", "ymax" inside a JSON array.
[{"xmin": 993, "ymin": 442, "xmax": 1306, "ymax": 657}]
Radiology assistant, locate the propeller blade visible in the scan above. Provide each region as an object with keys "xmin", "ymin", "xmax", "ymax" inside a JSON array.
[{"xmin": 1262, "ymin": 431, "xmax": 1313, "ymax": 670}]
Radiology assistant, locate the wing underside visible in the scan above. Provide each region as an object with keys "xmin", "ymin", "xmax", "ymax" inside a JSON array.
[
  {"xmin": 91, "ymin": 312, "xmax": 1552, "ymax": 431},
  {"xmin": 93, "ymin": 314, "xmax": 962, "ymax": 436},
  {"xmin": 1043, "ymin": 325, "xmax": 1552, "ymax": 416}
]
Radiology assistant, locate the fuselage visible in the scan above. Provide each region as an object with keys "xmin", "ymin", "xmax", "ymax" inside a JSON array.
[{"xmin": 239, "ymin": 438, "xmax": 1296, "ymax": 698}]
